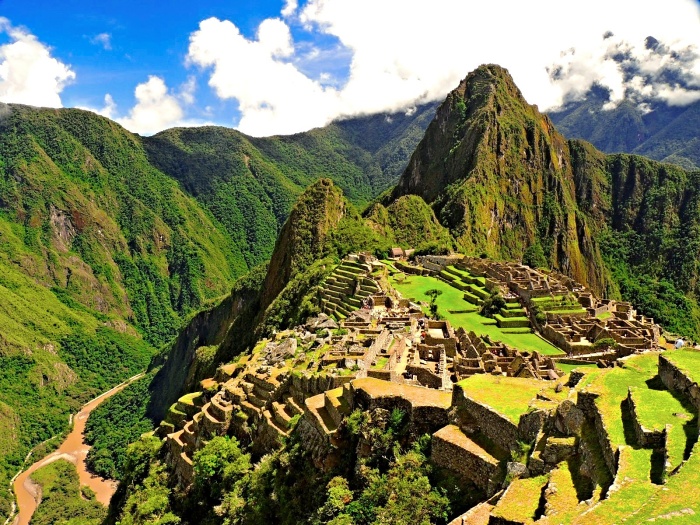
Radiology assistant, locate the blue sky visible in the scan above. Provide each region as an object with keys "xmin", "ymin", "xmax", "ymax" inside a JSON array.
[{"xmin": 1, "ymin": 0, "xmax": 699, "ymax": 136}]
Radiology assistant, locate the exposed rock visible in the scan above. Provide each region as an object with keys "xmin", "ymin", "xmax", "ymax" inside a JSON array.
[{"xmin": 555, "ymin": 399, "xmax": 585, "ymax": 436}]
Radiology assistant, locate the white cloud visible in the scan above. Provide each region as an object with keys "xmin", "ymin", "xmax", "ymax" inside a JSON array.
[
  {"xmin": 186, "ymin": 0, "xmax": 700, "ymax": 136},
  {"xmin": 187, "ymin": 17, "xmax": 340, "ymax": 136},
  {"xmin": 0, "ymin": 18, "xmax": 75, "ymax": 108},
  {"xmin": 90, "ymin": 33, "xmax": 112, "ymax": 50},
  {"xmin": 281, "ymin": 0, "xmax": 298, "ymax": 18},
  {"xmin": 116, "ymin": 76, "xmax": 185, "ymax": 135},
  {"xmin": 81, "ymin": 76, "xmax": 201, "ymax": 135}
]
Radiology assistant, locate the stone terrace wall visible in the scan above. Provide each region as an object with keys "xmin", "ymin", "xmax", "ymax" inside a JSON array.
[
  {"xmin": 627, "ymin": 389, "xmax": 668, "ymax": 448},
  {"xmin": 431, "ymin": 425, "xmax": 499, "ymax": 495},
  {"xmin": 351, "ymin": 379, "xmax": 451, "ymax": 438},
  {"xmin": 577, "ymin": 391, "xmax": 617, "ymax": 477},
  {"xmin": 452, "ymin": 384, "xmax": 519, "ymax": 452},
  {"xmin": 406, "ymin": 364, "xmax": 443, "ymax": 389},
  {"xmin": 659, "ymin": 354, "xmax": 700, "ymax": 412}
]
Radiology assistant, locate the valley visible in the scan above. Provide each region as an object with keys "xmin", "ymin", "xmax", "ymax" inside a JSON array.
[{"xmin": 11, "ymin": 373, "xmax": 142, "ymax": 525}]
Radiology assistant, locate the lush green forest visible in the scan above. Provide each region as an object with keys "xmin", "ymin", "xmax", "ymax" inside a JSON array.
[
  {"xmin": 0, "ymin": 102, "xmax": 434, "ymax": 522},
  {"xmin": 109, "ymin": 410, "xmax": 465, "ymax": 525},
  {"xmin": 30, "ymin": 460, "xmax": 106, "ymax": 525},
  {"xmin": 84, "ymin": 375, "xmax": 156, "ymax": 480}
]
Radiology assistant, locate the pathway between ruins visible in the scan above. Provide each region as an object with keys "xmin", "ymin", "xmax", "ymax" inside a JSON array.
[{"xmin": 11, "ymin": 372, "xmax": 144, "ymax": 525}]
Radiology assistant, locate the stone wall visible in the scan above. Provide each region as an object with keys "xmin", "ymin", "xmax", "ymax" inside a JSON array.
[
  {"xmin": 290, "ymin": 373, "xmax": 352, "ymax": 406},
  {"xmin": 659, "ymin": 354, "xmax": 700, "ymax": 412},
  {"xmin": 297, "ymin": 414, "xmax": 337, "ymax": 470},
  {"xmin": 577, "ymin": 391, "xmax": 617, "ymax": 476},
  {"xmin": 406, "ymin": 364, "xmax": 443, "ymax": 389},
  {"xmin": 452, "ymin": 384, "xmax": 519, "ymax": 452},
  {"xmin": 431, "ymin": 425, "xmax": 500, "ymax": 495},
  {"xmin": 627, "ymin": 388, "xmax": 668, "ymax": 448}
]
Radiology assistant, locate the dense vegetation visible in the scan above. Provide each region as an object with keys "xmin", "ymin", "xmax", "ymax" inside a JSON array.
[
  {"xmin": 109, "ymin": 408, "xmax": 464, "ymax": 525},
  {"xmin": 84, "ymin": 375, "xmax": 156, "ymax": 480},
  {"xmin": 143, "ymin": 104, "xmax": 437, "ymax": 269},
  {"xmin": 0, "ymin": 102, "xmax": 432, "ymax": 521},
  {"xmin": 29, "ymin": 460, "xmax": 106, "ymax": 525}
]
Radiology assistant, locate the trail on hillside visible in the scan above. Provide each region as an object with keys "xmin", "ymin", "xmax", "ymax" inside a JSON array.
[{"xmin": 10, "ymin": 372, "xmax": 144, "ymax": 525}]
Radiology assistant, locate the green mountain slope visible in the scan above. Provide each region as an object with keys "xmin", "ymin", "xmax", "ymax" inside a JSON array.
[
  {"xmin": 142, "ymin": 103, "xmax": 436, "ymax": 268},
  {"xmin": 390, "ymin": 65, "xmax": 606, "ymax": 292},
  {"xmin": 0, "ymin": 101, "xmax": 433, "ymax": 520},
  {"xmin": 549, "ymin": 91, "xmax": 700, "ymax": 170}
]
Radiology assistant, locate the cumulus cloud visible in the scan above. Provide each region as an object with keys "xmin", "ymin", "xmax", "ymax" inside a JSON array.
[
  {"xmin": 0, "ymin": 18, "xmax": 75, "ymax": 107},
  {"xmin": 281, "ymin": 0, "xmax": 298, "ymax": 18},
  {"xmin": 187, "ymin": 17, "xmax": 340, "ymax": 136},
  {"xmin": 90, "ymin": 33, "xmax": 112, "ymax": 50},
  {"xmin": 82, "ymin": 76, "xmax": 203, "ymax": 135},
  {"xmin": 548, "ymin": 33, "xmax": 700, "ymax": 110},
  {"xmin": 186, "ymin": 0, "xmax": 700, "ymax": 136},
  {"xmin": 116, "ymin": 76, "xmax": 186, "ymax": 134}
]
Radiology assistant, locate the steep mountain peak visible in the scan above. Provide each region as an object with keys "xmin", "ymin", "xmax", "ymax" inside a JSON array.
[
  {"xmin": 393, "ymin": 63, "xmax": 566, "ymax": 204},
  {"xmin": 390, "ymin": 64, "xmax": 604, "ymax": 292},
  {"xmin": 259, "ymin": 178, "xmax": 346, "ymax": 311}
]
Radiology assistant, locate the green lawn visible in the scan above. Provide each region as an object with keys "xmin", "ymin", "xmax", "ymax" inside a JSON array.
[
  {"xmin": 390, "ymin": 274, "xmax": 564, "ymax": 356},
  {"xmin": 491, "ymin": 474, "xmax": 549, "ymax": 523},
  {"xmin": 457, "ymin": 375, "xmax": 545, "ymax": 424}
]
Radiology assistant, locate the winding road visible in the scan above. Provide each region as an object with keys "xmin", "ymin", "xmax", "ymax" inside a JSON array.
[{"xmin": 11, "ymin": 373, "xmax": 144, "ymax": 525}]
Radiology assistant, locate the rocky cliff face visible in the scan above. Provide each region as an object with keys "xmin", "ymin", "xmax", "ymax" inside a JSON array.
[{"xmin": 391, "ymin": 65, "xmax": 608, "ymax": 292}]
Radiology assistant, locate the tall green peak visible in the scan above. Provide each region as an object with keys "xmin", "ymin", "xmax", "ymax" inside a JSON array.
[
  {"xmin": 259, "ymin": 177, "xmax": 346, "ymax": 311},
  {"xmin": 391, "ymin": 64, "xmax": 605, "ymax": 292}
]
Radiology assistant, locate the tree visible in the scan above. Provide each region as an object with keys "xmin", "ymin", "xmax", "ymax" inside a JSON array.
[
  {"xmin": 523, "ymin": 242, "xmax": 548, "ymax": 269},
  {"xmin": 193, "ymin": 436, "xmax": 251, "ymax": 503},
  {"xmin": 425, "ymin": 289, "xmax": 442, "ymax": 319},
  {"xmin": 480, "ymin": 292, "xmax": 507, "ymax": 318}
]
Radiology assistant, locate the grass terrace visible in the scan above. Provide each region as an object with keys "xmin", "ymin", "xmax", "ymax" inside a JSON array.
[
  {"xmin": 573, "ymin": 352, "xmax": 700, "ymax": 523},
  {"xmin": 663, "ymin": 348, "xmax": 700, "ymax": 383},
  {"xmin": 390, "ymin": 274, "xmax": 564, "ymax": 356},
  {"xmin": 458, "ymin": 375, "xmax": 546, "ymax": 424},
  {"xmin": 629, "ymin": 386, "xmax": 694, "ymax": 470},
  {"xmin": 556, "ymin": 362, "xmax": 598, "ymax": 375},
  {"xmin": 491, "ymin": 474, "xmax": 548, "ymax": 524}
]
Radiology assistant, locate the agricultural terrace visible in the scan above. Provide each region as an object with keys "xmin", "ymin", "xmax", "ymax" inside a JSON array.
[
  {"xmin": 662, "ymin": 348, "xmax": 700, "ymax": 383},
  {"xmin": 389, "ymin": 273, "xmax": 564, "ymax": 356},
  {"xmin": 576, "ymin": 351, "xmax": 699, "ymax": 524},
  {"xmin": 457, "ymin": 375, "xmax": 547, "ymax": 424}
]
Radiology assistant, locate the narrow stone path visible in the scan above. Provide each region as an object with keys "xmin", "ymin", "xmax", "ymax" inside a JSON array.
[{"xmin": 11, "ymin": 373, "xmax": 144, "ymax": 525}]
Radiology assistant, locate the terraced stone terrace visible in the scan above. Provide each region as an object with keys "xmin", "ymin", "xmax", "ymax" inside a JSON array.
[
  {"xmin": 388, "ymin": 272, "xmax": 563, "ymax": 356},
  {"xmin": 318, "ymin": 257, "xmax": 381, "ymax": 320},
  {"xmin": 457, "ymin": 375, "xmax": 552, "ymax": 424}
]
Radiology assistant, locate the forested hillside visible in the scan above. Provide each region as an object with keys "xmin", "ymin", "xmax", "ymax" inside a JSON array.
[
  {"xmin": 549, "ymin": 89, "xmax": 700, "ymax": 170},
  {"xmin": 0, "ymin": 102, "xmax": 434, "ymax": 521},
  {"xmin": 143, "ymin": 103, "xmax": 436, "ymax": 269}
]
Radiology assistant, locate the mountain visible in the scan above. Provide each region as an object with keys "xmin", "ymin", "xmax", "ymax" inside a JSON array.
[
  {"xmin": 0, "ymin": 103, "xmax": 434, "ymax": 521},
  {"xmin": 390, "ymin": 65, "xmax": 606, "ymax": 292},
  {"xmin": 142, "ymin": 103, "xmax": 436, "ymax": 269},
  {"xmin": 388, "ymin": 64, "xmax": 700, "ymax": 339},
  {"xmin": 548, "ymin": 89, "xmax": 700, "ymax": 170}
]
